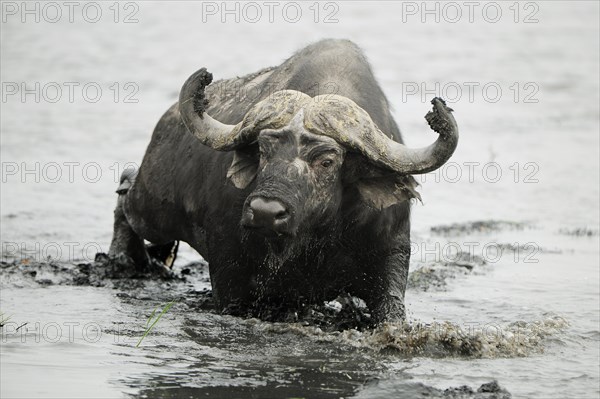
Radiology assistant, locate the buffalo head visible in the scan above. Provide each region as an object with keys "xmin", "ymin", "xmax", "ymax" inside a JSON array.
[{"xmin": 179, "ymin": 68, "xmax": 458, "ymax": 238}]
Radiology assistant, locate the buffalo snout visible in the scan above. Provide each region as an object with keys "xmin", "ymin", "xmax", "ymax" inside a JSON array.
[{"xmin": 242, "ymin": 197, "xmax": 293, "ymax": 236}]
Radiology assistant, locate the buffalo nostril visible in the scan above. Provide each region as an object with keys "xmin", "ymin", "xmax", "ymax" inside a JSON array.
[{"xmin": 274, "ymin": 210, "xmax": 289, "ymax": 220}]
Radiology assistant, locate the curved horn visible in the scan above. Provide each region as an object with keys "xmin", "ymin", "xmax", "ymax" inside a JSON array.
[
  {"xmin": 178, "ymin": 68, "xmax": 240, "ymax": 150},
  {"xmin": 179, "ymin": 68, "xmax": 312, "ymax": 151},
  {"xmin": 303, "ymin": 96, "xmax": 458, "ymax": 175}
]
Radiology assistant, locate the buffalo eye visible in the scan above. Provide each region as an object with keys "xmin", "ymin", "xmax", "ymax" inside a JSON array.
[{"xmin": 320, "ymin": 159, "xmax": 334, "ymax": 168}]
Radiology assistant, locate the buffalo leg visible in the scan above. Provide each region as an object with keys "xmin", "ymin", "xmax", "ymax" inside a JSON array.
[
  {"xmin": 356, "ymin": 247, "xmax": 410, "ymax": 323},
  {"xmin": 108, "ymin": 192, "xmax": 152, "ymax": 269},
  {"xmin": 107, "ymin": 168, "xmax": 152, "ymax": 269}
]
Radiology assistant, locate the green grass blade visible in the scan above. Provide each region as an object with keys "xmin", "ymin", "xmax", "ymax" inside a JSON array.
[
  {"xmin": 136, "ymin": 301, "xmax": 176, "ymax": 348},
  {"xmin": 146, "ymin": 305, "xmax": 159, "ymax": 328}
]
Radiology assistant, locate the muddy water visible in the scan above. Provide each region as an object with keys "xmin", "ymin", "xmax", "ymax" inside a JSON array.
[{"xmin": 1, "ymin": 2, "xmax": 599, "ymax": 398}]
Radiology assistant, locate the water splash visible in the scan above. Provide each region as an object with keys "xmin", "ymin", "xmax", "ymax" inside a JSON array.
[{"xmin": 253, "ymin": 315, "xmax": 569, "ymax": 358}]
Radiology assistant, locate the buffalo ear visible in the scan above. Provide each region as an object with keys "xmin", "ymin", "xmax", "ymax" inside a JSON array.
[
  {"xmin": 226, "ymin": 148, "xmax": 259, "ymax": 189},
  {"xmin": 343, "ymin": 153, "xmax": 421, "ymax": 209},
  {"xmin": 356, "ymin": 174, "xmax": 421, "ymax": 210}
]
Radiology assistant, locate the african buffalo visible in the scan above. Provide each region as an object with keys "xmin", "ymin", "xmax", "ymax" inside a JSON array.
[{"xmin": 108, "ymin": 39, "xmax": 458, "ymax": 322}]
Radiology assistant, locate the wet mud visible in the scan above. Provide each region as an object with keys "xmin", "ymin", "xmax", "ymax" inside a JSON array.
[
  {"xmin": 558, "ymin": 227, "xmax": 599, "ymax": 237},
  {"xmin": 407, "ymin": 251, "xmax": 487, "ymax": 292},
  {"xmin": 430, "ymin": 220, "xmax": 529, "ymax": 236}
]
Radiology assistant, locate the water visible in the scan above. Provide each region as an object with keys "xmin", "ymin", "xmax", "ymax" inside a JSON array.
[{"xmin": 1, "ymin": 1, "xmax": 599, "ymax": 398}]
